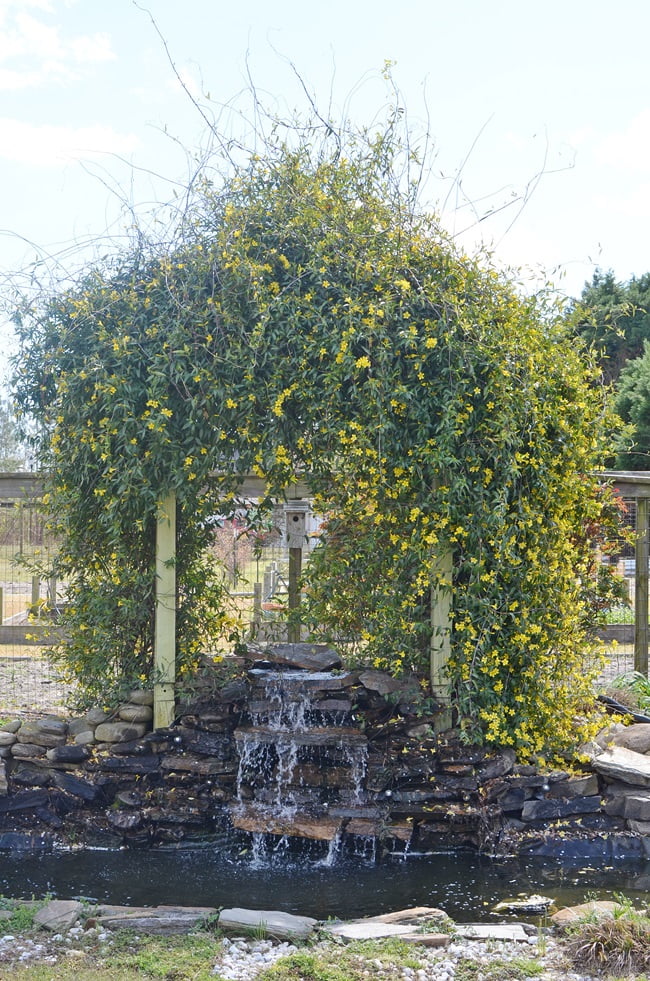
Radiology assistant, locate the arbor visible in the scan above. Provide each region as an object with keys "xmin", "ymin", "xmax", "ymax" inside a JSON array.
[{"xmin": 12, "ymin": 119, "xmax": 620, "ymax": 754}]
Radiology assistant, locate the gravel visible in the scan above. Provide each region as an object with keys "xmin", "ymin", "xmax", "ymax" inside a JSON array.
[{"xmin": 0, "ymin": 926, "xmax": 603, "ymax": 980}]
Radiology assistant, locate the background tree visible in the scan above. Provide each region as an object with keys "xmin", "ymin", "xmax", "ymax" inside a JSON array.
[
  {"xmin": 574, "ymin": 269, "xmax": 650, "ymax": 385},
  {"xmin": 614, "ymin": 341, "xmax": 650, "ymax": 469},
  {"xmin": 12, "ymin": 114, "xmax": 622, "ymax": 754},
  {"xmin": 0, "ymin": 398, "xmax": 28, "ymax": 470}
]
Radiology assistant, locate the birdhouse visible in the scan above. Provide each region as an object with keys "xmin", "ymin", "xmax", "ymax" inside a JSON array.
[{"xmin": 284, "ymin": 501, "xmax": 309, "ymax": 548}]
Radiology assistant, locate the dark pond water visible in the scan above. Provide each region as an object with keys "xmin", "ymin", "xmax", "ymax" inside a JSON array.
[{"xmin": 1, "ymin": 839, "xmax": 649, "ymax": 922}]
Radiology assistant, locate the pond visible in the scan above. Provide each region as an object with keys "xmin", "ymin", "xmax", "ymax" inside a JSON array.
[{"xmin": 1, "ymin": 840, "xmax": 648, "ymax": 922}]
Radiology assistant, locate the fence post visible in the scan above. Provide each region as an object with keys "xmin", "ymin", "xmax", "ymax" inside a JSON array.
[
  {"xmin": 154, "ymin": 492, "xmax": 177, "ymax": 729},
  {"xmin": 635, "ymin": 496, "xmax": 649, "ymax": 676},
  {"xmin": 253, "ymin": 581, "xmax": 262, "ymax": 625}
]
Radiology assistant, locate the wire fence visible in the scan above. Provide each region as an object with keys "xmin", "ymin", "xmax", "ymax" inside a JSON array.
[
  {"xmin": 0, "ymin": 496, "xmax": 69, "ymax": 717},
  {"xmin": 0, "ymin": 493, "xmax": 321, "ymax": 717},
  {"xmin": 0, "ymin": 480, "xmax": 644, "ymax": 718}
]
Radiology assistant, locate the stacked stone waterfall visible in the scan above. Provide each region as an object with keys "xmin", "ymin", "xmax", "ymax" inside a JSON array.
[
  {"xmin": 231, "ymin": 653, "xmax": 372, "ymax": 843},
  {"xmin": 5, "ymin": 642, "xmax": 650, "ymax": 862}
]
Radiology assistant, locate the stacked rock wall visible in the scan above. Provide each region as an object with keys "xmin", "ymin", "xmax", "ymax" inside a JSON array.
[{"xmin": 0, "ymin": 645, "xmax": 649, "ymax": 860}]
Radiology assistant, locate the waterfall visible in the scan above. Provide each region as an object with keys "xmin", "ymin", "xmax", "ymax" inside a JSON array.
[{"xmin": 231, "ymin": 665, "xmax": 370, "ymax": 848}]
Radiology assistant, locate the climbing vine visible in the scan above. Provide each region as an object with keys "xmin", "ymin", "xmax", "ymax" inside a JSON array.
[{"xmin": 12, "ymin": 118, "xmax": 622, "ymax": 751}]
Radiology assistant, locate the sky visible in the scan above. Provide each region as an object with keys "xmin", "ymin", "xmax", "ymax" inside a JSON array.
[{"xmin": 1, "ymin": 0, "xmax": 649, "ymax": 356}]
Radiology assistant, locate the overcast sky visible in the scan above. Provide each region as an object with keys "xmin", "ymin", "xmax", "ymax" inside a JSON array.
[{"xmin": 1, "ymin": 0, "xmax": 649, "ymax": 338}]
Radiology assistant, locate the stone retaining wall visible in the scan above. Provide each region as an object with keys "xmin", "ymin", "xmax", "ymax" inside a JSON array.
[{"xmin": 0, "ymin": 644, "xmax": 648, "ymax": 860}]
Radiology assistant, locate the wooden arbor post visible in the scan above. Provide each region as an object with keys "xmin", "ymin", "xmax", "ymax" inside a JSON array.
[
  {"xmin": 430, "ymin": 545, "xmax": 453, "ymax": 729},
  {"xmin": 636, "ymin": 496, "xmax": 649, "ymax": 676},
  {"xmin": 284, "ymin": 501, "xmax": 309, "ymax": 644},
  {"xmin": 154, "ymin": 492, "xmax": 177, "ymax": 729}
]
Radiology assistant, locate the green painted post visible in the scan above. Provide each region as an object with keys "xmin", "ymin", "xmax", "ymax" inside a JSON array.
[
  {"xmin": 430, "ymin": 546, "xmax": 453, "ymax": 729},
  {"xmin": 288, "ymin": 547, "xmax": 302, "ymax": 643},
  {"xmin": 154, "ymin": 492, "xmax": 177, "ymax": 729},
  {"xmin": 635, "ymin": 496, "xmax": 649, "ymax": 676}
]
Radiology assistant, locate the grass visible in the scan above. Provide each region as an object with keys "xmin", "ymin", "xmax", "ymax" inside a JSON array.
[
  {"xmin": 2, "ymin": 932, "xmax": 221, "ymax": 981},
  {"xmin": 603, "ymin": 605, "xmax": 634, "ymax": 625},
  {"xmin": 0, "ymin": 933, "xmax": 431, "ymax": 981},
  {"xmin": 256, "ymin": 938, "xmax": 422, "ymax": 980},
  {"xmin": 561, "ymin": 899, "xmax": 650, "ymax": 977},
  {"xmin": 0, "ymin": 898, "xmax": 42, "ymax": 934},
  {"xmin": 453, "ymin": 957, "xmax": 544, "ymax": 980},
  {"xmin": 609, "ymin": 670, "xmax": 650, "ymax": 713}
]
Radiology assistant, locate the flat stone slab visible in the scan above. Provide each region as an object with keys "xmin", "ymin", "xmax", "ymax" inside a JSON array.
[
  {"xmin": 34, "ymin": 899, "xmax": 84, "ymax": 932},
  {"xmin": 235, "ymin": 726, "xmax": 367, "ymax": 747},
  {"xmin": 218, "ymin": 907, "xmax": 317, "ymax": 940},
  {"xmin": 250, "ymin": 644, "xmax": 343, "ymax": 672},
  {"xmin": 325, "ymin": 921, "xmax": 417, "ymax": 939},
  {"xmin": 230, "ymin": 803, "xmax": 342, "ymax": 841},
  {"xmin": 364, "ymin": 906, "xmax": 450, "ymax": 926},
  {"xmin": 455, "ymin": 923, "xmax": 530, "ymax": 941},
  {"xmin": 399, "ymin": 933, "xmax": 451, "ymax": 947},
  {"xmin": 325, "ymin": 907, "xmax": 453, "ymax": 943},
  {"xmin": 590, "ymin": 745, "xmax": 650, "ymax": 787},
  {"xmin": 95, "ymin": 904, "xmax": 217, "ymax": 935},
  {"xmin": 248, "ymin": 670, "xmax": 357, "ymax": 691}
]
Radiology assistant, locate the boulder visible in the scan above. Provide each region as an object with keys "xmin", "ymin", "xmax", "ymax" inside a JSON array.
[
  {"xmin": 357, "ymin": 670, "xmax": 402, "ymax": 696},
  {"xmin": 34, "ymin": 899, "xmax": 84, "ymax": 932},
  {"xmin": 73, "ymin": 730, "xmax": 96, "ymax": 745},
  {"xmin": 16, "ymin": 722, "xmax": 66, "ymax": 748},
  {"xmin": 118, "ymin": 704, "xmax": 153, "ymax": 724},
  {"xmin": 620, "ymin": 792, "xmax": 650, "ymax": 822},
  {"xmin": 551, "ymin": 900, "xmax": 620, "ymax": 928},
  {"xmin": 46, "ymin": 744, "xmax": 91, "ymax": 764},
  {"xmin": 106, "ymin": 810, "xmax": 144, "ymax": 831},
  {"xmin": 591, "ymin": 745, "xmax": 650, "ymax": 787},
  {"xmin": 94, "ymin": 722, "xmax": 148, "ymax": 743},
  {"xmin": 11, "ymin": 743, "xmax": 46, "ymax": 759},
  {"xmin": 128, "ymin": 689, "xmax": 154, "ymax": 706},
  {"xmin": 0, "ymin": 719, "xmax": 21, "ymax": 733},
  {"xmin": 85, "ymin": 708, "xmax": 112, "ymax": 725},
  {"xmin": 610, "ymin": 724, "xmax": 650, "ymax": 755},
  {"xmin": 219, "ymin": 907, "xmax": 317, "ymax": 940},
  {"xmin": 627, "ymin": 819, "xmax": 650, "ymax": 834},
  {"xmin": 34, "ymin": 717, "xmax": 68, "ymax": 737},
  {"xmin": 68, "ymin": 718, "xmax": 95, "ymax": 737}
]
